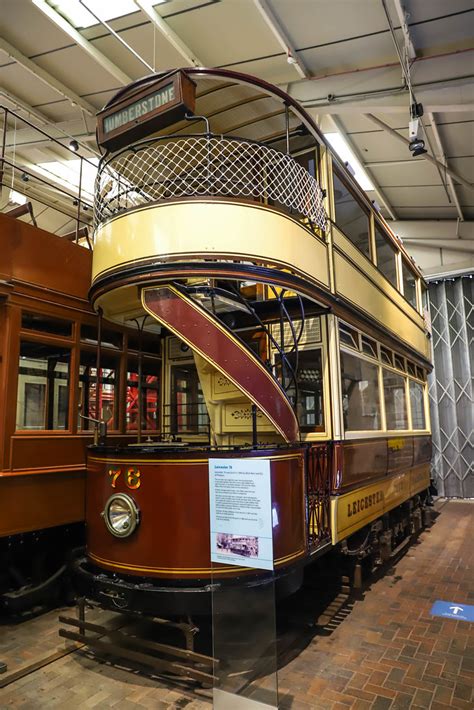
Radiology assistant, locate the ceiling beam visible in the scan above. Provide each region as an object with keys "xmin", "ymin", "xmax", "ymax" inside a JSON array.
[
  {"xmin": 134, "ymin": 0, "xmax": 202, "ymax": 67},
  {"xmin": 0, "ymin": 36, "xmax": 97, "ymax": 116},
  {"xmin": 328, "ymin": 114, "xmax": 397, "ymax": 221},
  {"xmin": 427, "ymin": 111, "xmax": 464, "ymax": 221},
  {"xmin": 0, "ymin": 88, "xmax": 50, "ymax": 124},
  {"xmin": 391, "ymin": 0, "xmax": 416, "ymax": 59},
  {"xmin": 403, "ymin": 238, "xmax": 474, "ymax": 254},
  {"xmin": 32, "ymin": 0, "xmax": 132, "ymax": 85},
  {"xmin": 253, "ymin": 0, "xmax": 308, "ymax": 79},
  {"xmin": 365, "ymin": 113, "xmax": 474, "ymax": 193}
]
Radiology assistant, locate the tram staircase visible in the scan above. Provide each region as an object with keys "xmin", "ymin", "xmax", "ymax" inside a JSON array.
[{"xmin": 141, "ymin": 284, "xmax": 300, "ymax": 446}]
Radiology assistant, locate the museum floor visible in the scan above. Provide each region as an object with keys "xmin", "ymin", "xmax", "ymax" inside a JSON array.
[{"xmin": 1, "ymin": 499, "xmax": 472, "ymax": 709}]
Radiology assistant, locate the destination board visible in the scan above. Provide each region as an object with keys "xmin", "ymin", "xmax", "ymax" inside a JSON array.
[{"xmin": 97, "ymin": 71, "xmax": 196, "ymax": 152}]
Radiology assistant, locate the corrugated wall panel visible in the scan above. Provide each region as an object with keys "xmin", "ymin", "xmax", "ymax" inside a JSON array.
[{"xmin": 428, "ymin": 275, "xmax": 473, "ymax": 497}]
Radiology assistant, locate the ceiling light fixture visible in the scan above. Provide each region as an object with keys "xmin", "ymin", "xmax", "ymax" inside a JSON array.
[{"xmin": 408, "ymin": 102, "xmax": 427, "ymax": 157}]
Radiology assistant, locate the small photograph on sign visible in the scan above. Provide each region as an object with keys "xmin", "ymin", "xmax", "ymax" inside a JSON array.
[{"xmin": 216, "ymin": 533, "xmax": 259, "ymax": 559}]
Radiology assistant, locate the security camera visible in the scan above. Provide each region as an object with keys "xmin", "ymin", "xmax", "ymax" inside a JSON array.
[{"xmin": 408, "ymin": 103, "xmax": 427, "ymax": 157}]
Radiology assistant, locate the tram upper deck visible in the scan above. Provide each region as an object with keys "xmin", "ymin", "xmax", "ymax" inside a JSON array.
[{"xmin": 90, "ymin": 68, "xmax": 431, "ymax": 372}]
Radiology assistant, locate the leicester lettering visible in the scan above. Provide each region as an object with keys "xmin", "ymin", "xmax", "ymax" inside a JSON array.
[{"xmin": 347, "ymin": 490, "xmax": 383, "ymax": 517}]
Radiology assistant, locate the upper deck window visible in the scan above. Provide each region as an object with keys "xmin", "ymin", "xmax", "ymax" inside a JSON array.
[
  {"xmin": 333, "ymin": 169, "xmax": 371, "ymax": 259},
  {"xmin": 374, "ymin": 223, "xmax": 398, "ymax": 289},
  {"xmin": 402, "ymin": 258, "xmax": 418, "ymax": 309}
]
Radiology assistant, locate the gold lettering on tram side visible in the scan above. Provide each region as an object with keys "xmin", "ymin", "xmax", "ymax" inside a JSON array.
[
  {"xmin": 388, "ymin": 438, "xmax": 404, "ymax": 450},
  {"xmin": 347, "ymin": 490, "xmax": 384, "ymax": 517}
]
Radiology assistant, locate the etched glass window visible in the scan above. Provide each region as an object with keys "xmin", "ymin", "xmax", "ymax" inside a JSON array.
[
  {"xmin": 383, "ymin": 370, "xmax": 408, "ymax": 430},
  {"xmin": 340, "ymin": 351, "xmax": 381, "ymax": 431},
  {"xmin": 410, "ymin": 380, "xmax": 426, "ymax": 430}
]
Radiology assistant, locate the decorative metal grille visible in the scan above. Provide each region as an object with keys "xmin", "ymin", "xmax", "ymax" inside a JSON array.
[
  {"xmin": 307, "ymin": 444, "xmax": 331, "ymax": 546},
  {"xmin": 428, "ymin": 275, "xmax": 473, "ymax": 497},
  {"xmin": 94, "ymin": 136, "xmax": 327, "ymax": 232}
]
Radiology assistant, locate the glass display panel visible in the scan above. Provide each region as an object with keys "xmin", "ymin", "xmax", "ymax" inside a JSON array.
[
  {"xmin": 375, "ymin": 224, "xmax": 398, "ymax": 288},
  {"xmin": 402, "ymin": 258, "xmax": 418, "ymax": 308},
  {"xmin": 16, "ymin": 341, "xmax": 70, "ymax": 430},
  {"xmin": 340, "ymin": 351, "xmax": 381, "ymax": 431},
  {"xmin": 168, "ymin": 363, "xmax": 208, "ymax": 435},
  {"xmin": 126, "ymin": 359, "xmax": 160, "ymax": 432},
  {"xmin": 209, "ymin": 457, "xmax": 278, "ymax": 709},
  {"xmin": 276, "ymin": 349, "xmax": 324, "ymax": 432},
  {"xmin": 21, "ymin": 312, "xmax": 72, "ymax": 337},
  {"xmin": 79, "ymin": 350, "xmax": 119, "ymax": 429},
  {"xmin": 410, "ymin": 380, "xmax": 426, "ymax": 430},
  {"xmin": 383, "ymin": 370, "xmax": 408, "ymax": 430},
  {"xmin": 333, "ymin": 170, "xmax": 371, "ymax": 259}
]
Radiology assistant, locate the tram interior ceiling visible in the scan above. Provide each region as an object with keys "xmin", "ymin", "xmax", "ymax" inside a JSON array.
[{"xmin": 0, "ymin": 0, "xmax": 472, "ymax": 706}]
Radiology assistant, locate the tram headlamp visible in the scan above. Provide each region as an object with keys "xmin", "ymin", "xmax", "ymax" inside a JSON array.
[{"xmin": 102, "ymin": 493, "xmax": 139, "ymax": 538}]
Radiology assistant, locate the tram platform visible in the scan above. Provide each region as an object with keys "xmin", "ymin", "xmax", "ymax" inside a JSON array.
[{"xmin": 0, "ymin": 499, "xmax": 472, "ymax": 709}]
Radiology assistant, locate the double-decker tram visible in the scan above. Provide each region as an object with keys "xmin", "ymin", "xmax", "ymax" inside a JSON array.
[{"xmin": 73, "ymin": 68, "xmax": 433, "ymax": 615}]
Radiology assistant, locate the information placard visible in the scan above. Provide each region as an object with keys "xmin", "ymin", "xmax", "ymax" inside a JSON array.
[{"xmin": 209, "ymin": 458, "xmax": 273, "ymax": 571}]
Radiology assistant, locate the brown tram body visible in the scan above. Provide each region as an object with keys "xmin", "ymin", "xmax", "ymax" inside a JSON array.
[{"xmin": 0, "ymin": 68, "xmax": 433, "ymax": 616}]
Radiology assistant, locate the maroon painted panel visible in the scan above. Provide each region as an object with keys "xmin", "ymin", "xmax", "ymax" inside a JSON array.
[{"xmin": 86, "ymin": 448, "xmax": 306, "ymax": 580}]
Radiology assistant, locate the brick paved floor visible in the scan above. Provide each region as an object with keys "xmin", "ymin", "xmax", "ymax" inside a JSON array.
[
  {"xmin": 0, "ymin": 500, "xmax": 472, "ymax": 709},
  {"xmin": 277, "ymin": 500, "xmax": 474, "ymax": 709}
]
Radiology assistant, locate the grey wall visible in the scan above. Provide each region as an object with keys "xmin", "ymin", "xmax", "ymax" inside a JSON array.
[{"xmin": 428, "ymin": 275, "xmax": 473, "ymax": 497}]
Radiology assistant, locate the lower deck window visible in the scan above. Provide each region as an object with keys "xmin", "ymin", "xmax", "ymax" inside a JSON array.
[
  {"xmin": 16, "ymin": 342, "xmax": 70, "ymax": 430},
  {"xmin": 277, "ymin": 349, "xmax": 324, "ymax": 432},
  {"xmin": 383, "ymin": 370, "xmax": 408, "ymax": 430},
  {"xmin": 409, "ymin": 380, "xmax": 426, "ymax": 430},
  {"xmin": 341, "ymin": 351, "xmax": 381, "ymax": 431},
  {"xmin": 169, "ymin": 364, "xmax": 208, "ymax": 435},
  {"xmin": 79, "ymin": 350, "xmax": 119, "ymax": 430}
]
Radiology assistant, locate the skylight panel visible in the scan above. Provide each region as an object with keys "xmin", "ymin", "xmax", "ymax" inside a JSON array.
[
  {"xmin": 324, "ymin": 132, "xmax": 374, "ymax": 192},
  {"xmin": 47, "ymin": 0, "xmax": 165, "ymax": 29},
  {"xmin": 34, "ymin": 158, "xmax": 99, "ymax": 200}
]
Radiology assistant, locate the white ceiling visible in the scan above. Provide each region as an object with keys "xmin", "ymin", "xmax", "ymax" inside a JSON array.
[{"xmin": 0, "ymin": 0, "xmax": 473, "ymax": 274}]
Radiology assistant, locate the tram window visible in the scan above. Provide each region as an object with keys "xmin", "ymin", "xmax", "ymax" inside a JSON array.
[
  {"xmin": 276, "ymin": 349, "xmax": 324, "ymax": 432},
  {"xmin": 340, "ymin": 351, "xmax": 381, "ymax": 431},
  {"xmin": 333, "ymin": 170, "xmax": 371, "ymax": 259},
  {"xmin": 16, "ymin": 342, "xmax": 70, "ymax": 430},
  {"xmin": 401, "ymin": 258, "xmax": 418, "ymax": 309},
  {"xmin": 421, "ymin": 283, "xmax": 429, "ymax": 313},
  {"xmin": 293, "ymin": 150, "xmax": 317, "ymax": 179},
  {"xmin": 407, "ymin": 360, "xmax": 416, "ymax": 377},
  {"xmin": 383, "ymin": 370, "xmax": 408, "ymax": 430},
  {"xmin": 409, "ymin": 380, "xmax": 426, "ymax": 429},
  {"xmin": 21, "ymin": 312, "xmax": 72, "ymax": 337},
  {"xmin": 339, "ymin": 324, "xmax": 359, "ymax": 350},
  {"xmin": 394, "ymin": 354, "xmax": 406, "ymax": 371},
  {"xmin": 374, "ymin": 224, "xmax": 398, "ymax": 288},
  {"xmin": 416, "ymin": 366, "xmax": 425, "ymax": 381},
  {"xmin": 169, "ymin": 364, "xmax": 208, "ymax": 435},
  {"xmin": 361, "ymin": 335, "xmax": 377, "ymax": 358},
  {"xmin": 126, "ymin": 359, "xmax": 160, "ymax": 432},
  {"xmin": 380, "ymin": 347, "xmax": 394, "ymax": 366},
  {"xmin": 127, "ymin": 331, "xmax": 160, "ymax": 356},
  {"xmin": 80, "ymin": 323, "xmax": 123, "ymax": 350},
  {"xmin": 78, "ymin": 350, "xmax": 119, "ymax": 430}
]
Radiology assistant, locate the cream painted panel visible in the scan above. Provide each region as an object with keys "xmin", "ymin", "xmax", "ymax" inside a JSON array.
[
  {"xmin": 333, "ymin": 227, "xmax": 424, "ymax": 331},
  {"xmin": 334, "ymin": 253, "xmax": 430, "ymax": 359},
  {"xmin": 92, "ymin": 201, "xmax": 329, "ymax": 288}
]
